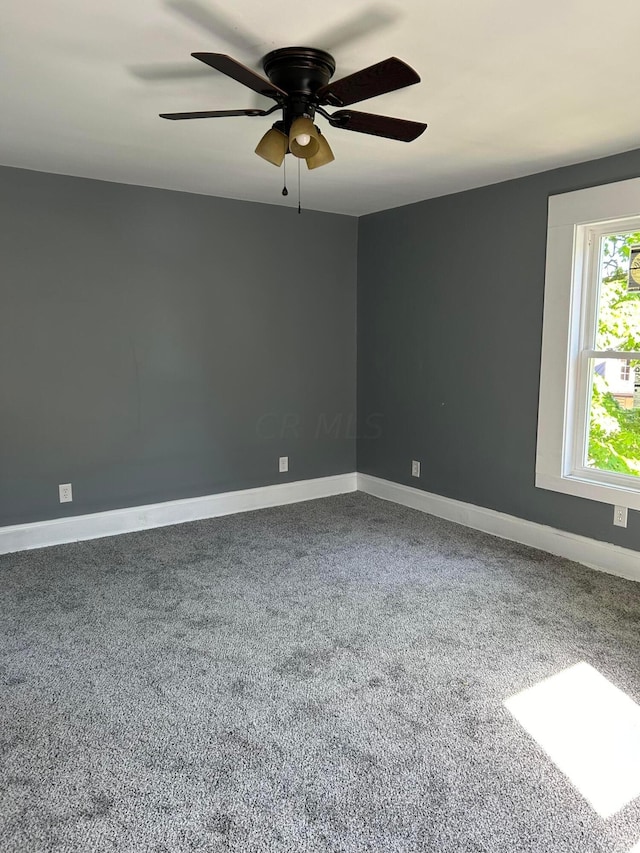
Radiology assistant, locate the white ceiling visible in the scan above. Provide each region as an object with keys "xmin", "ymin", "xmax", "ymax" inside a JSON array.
[{"xmin": 3, "ymin": 0, "xmax": 640, "ymax": 216}]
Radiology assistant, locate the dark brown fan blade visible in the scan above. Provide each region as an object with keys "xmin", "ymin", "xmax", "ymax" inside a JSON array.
[
  {"xmin": 328, "ymin": 109, "xmax": 427, "ymax": 142},
  {"xmin": 317, "ymin": 57, "xmax": 419, "ymax": 107},
  {"xmin": 160, "ymin": 108, "xmax": 267, "ymax": 120},
  {"xmin": 191, "ymin": 53, "xmax": 287, "ymax": 100}
]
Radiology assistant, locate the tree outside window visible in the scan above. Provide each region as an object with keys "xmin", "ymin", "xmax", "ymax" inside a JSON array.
[{"xmin": 588, "ymin": 233, "xmax": 640, "ymax": 476}]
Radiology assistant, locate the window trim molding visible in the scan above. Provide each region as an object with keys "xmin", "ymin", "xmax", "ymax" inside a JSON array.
[{"xmin": 536, "ymin": 176, "xmax": 640, "ymax": 510}]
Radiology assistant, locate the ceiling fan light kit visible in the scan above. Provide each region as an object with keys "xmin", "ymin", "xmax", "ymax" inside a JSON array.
[
  {"xmin": 160, "ymin": 45, "xmax": 427, "ymax": 184},
  {"xmin": 255, "ymin": 125, "xmax": 288, "ymax": 167},
  {"xmin": 289, "ymin": 116, "xmax": 320, "ymax": 159},
  {"xmin": 306, "ymin": 132, "xmax": 335, "ymax": 171}
]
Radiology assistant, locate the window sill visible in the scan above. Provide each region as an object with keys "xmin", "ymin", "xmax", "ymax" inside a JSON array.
[{"xmin": 536, "ymin": 470, "xmax": 640, "ymax": 511}]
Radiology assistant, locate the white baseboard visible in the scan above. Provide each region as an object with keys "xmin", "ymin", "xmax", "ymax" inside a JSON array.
[
  {"xmin": 0, "ymin": 473, "xmax": 358, "ymax": 555},
  {"xmin": 3, "ymin": 471, "xmax": 638, "ymax": 583},
  {"xmin": 358, "ymin": 473, "xmax": 640, "ymax": 584}
]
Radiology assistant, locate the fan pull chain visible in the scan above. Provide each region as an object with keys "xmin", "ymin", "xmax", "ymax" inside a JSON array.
[
  {"xmin": 297, "ymin": 158, "xmax": 302, "ymax": 215},
  {"xmin": 282, "ymin": 155, "xmax": 288, "ymax": 196}
]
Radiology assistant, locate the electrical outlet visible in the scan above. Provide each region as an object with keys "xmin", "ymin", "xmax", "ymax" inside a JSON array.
[
  {"xmin": 613, "ymin": 505, "xmax": 628, "ymax": 527},
  {"xmin": 59, "ymin": 483, "xmax": 73, "ymax": 503},
  {"xmin": 411, "ymin": 460, "xmax": 421, "ymax": 478},
  {"xmin": 279, "ymin": 456, "xmax": 289, "ymax": 473}
]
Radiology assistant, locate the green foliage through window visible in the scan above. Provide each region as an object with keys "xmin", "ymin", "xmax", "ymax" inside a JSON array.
[{"xmin": 587, "ymin": 232, "xmax": 640, "ymax": 476}]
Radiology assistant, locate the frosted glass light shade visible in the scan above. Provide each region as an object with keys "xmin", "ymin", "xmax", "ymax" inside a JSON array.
[
  {"xmin": 255, "ymin": 127, "xmax": 288, "ymax": 166},
  {"xmin": 306, "ymin": 133, "xmax": 335, "ymax": 170},
  {"xmin": 289, "ymin": 117, "xmax": 319, "ymax": 159}
]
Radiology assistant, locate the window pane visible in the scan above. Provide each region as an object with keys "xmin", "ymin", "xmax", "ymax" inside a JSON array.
[
  {"xmin": 595, "ymin": 232, "xmax": 640, "ymax": 351},
  {"xmin": 587, "ymin": 358, "xmax": 640, "ymax": 476}
]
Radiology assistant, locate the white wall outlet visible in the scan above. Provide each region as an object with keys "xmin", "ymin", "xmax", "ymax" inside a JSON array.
[
  {"xmin": 279, "ymin": 456, "xmax": 289, "ymax": 473},
  {"xmin": 411, "ymin": 460, "xmax": 421, "ymax": 478},
  {"xmin": 613, "ymin": 505, "xmax": 628, "ymax": 527},
  {"xmin": 59, "ymin": 483, "xmax": 73, "ymax": 503}
]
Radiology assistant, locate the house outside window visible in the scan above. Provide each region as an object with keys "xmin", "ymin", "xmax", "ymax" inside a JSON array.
[{"xmin": 536, "ymin": 178, "xmax": 640, "ymax": 510}]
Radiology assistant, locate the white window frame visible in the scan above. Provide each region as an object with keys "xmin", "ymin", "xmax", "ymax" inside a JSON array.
[{"xmin": 536, "ymin": 177, "xmax": 640, "ymax": 511}]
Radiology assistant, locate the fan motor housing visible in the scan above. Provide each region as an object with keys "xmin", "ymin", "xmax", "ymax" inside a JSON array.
[{"xmin": 262, "ymin": 48, "xmax": 336, "ymax": 100}]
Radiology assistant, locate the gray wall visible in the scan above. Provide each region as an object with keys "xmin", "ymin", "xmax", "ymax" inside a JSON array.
[
  {"xmin": 0, "ymin": 166, "xmax": 357, "ymax": 526},
  {"xmin": 357, "ymin": 147, "xmax": 640, "ymax": 549}
]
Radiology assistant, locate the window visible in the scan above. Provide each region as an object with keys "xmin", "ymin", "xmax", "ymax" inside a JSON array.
[
  {"xmin": 621, "ymin": 360, "xmax": 631, "ymax": 382},
  {"xmin": 537, "ymin": 178, "xmax": 640, "ymax": 510}
]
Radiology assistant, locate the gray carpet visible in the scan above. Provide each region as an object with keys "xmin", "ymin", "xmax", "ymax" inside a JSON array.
[{"xmin": 1, "ymin": 492, "xmax": 639, "ymax": 852}]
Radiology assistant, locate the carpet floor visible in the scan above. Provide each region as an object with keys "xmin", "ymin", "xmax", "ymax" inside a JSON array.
[{"xmin": 1, "ymin": 492, "xmax": 639, "ymax": 852}]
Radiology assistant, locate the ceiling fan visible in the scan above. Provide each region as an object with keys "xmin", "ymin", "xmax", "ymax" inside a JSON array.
[{"xmin": 159, "ymin": 48, "xmax": 427, "ymax": 170}]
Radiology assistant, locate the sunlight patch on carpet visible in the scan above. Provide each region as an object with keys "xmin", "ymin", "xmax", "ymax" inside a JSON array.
[{"xmin": 505, "ymin": 662, "xmax": 640, "ymax": 819}]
